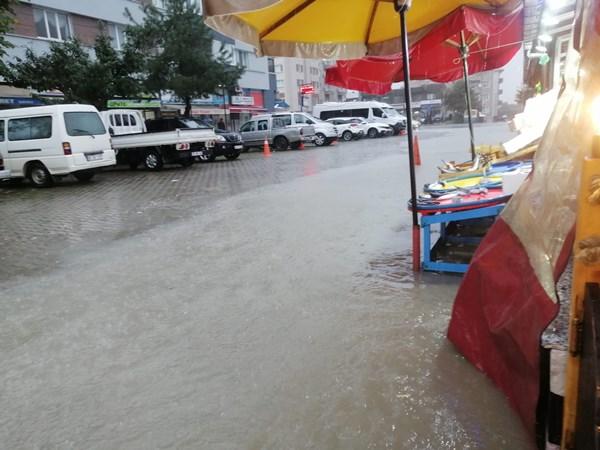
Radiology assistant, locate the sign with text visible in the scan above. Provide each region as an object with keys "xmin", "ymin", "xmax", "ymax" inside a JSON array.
[
  {"xmin": 299, "ymin": 84, "xmax": 315, "ymax": 95},
  {"xmin": 231, "ymin": 95, "xmax": 254, "ymax": 106}
]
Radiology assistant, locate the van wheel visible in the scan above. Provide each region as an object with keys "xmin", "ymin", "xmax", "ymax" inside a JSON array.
[
  {"xmin": 367, "ymin": 128, "xmax": 379, "ymax": 138},
  {"xmin": 144, "ymin": 149, "xmax": 163, "ymax": 170},
  {"xmin": 273, "ymin": 136, "xmax": 289, "ymax": 151},
  {"xmin": 342, "ymin": 130, "xmax": 353, "ymax": 141},
  {"xmin": 28, "ymin": 162, "xmax": 53, "ymax": 187},
  {"xmin": 73, "ymin": 170, "xmax": 95, "ymax": 182}
]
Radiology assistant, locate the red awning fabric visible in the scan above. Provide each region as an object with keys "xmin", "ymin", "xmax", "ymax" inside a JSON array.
[{"xmin": 325, "ymin": 5, "xmax": 523, "ymax": 95}]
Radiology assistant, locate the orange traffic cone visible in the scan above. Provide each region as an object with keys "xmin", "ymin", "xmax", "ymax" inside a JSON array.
[
  {"xmin": 299, "ymin": 139, "xmax": 305, "ymax": 150},
  {"xmin": 413, "ymin": 134, "xmax": 421, "ymax": 166},
  {"xmin": 263, "ymin": 138, "xmax": 271, "ymax": 157}
]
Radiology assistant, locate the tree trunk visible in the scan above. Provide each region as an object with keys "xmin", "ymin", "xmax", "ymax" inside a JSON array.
[{"xmin": 184, "ymin": 96, "xmax": 192, "ymax": 118}]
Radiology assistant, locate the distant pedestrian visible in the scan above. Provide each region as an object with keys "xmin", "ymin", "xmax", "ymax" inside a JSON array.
[{"xmin": 217, "ymin": 118, "xmax": 226, "ymax": 130}]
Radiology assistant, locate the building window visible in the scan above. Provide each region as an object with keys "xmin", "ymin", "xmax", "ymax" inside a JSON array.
[
  {"xmin": 267, "ymin": 58, "xmax": 275, "ymax": 73},
  {"xmin": 296, "ymin": 79, "xmax": 304, "ymax": 86},
  {"xmin": 33, "ymin": 8, "xmax": 72, "ymax": 41},
  {"xmin": 108, "ymin": 24, "xmax": 126, "ymax": 50},
  {"xmin": 274, "ymin": 64, "xmax": 283, "ymax": 73},
  {"xmin": 235, "ymin": 50, "xmax": 250, "ymax": 67},
  {"xmin": 296, "ymin": 64, "xmax": 303, "ymax": 73}
]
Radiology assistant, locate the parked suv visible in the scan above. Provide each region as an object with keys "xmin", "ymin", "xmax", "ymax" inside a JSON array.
[
  {"xmin": 190, "ymin": 119, "xmax": 244, "ymax": 161},
  {"xmin": 325, "ymin": 117, "xmax": 365, "ymax": 141},
  {"xmin": 270, "ymin": 112, "xmax": 336, "ymax": 146},
  {"xmin": 239, "ymin": 116, "xmax": 306, "ymax": 151}
]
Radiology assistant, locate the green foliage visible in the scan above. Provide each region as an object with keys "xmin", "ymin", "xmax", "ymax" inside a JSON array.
[
  {"xmin": 443, "ymin": 79, "xmax": 481, "ymax": 119},
  {"xmin": 515, "ymin": 85, "xmax": 536, "ymax": 106},
  {"xmin": 7, "ymin": 33, "xmax": 143, "ymax": 109},
  {"xmin": 126, "ymin": 0, "xmax": 244, "ymax": 116},
  {"xmin": 0, "ymin": 0, "xmax": 15, "ymax": 76}
]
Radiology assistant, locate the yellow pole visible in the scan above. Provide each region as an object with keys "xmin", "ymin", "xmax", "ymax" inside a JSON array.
[{"xmin": 561, "ymin": 142, "xmax": 600, "ymax": 448}]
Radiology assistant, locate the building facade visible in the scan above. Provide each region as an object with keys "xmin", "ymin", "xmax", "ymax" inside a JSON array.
[
  {"xmin": 274, "ymin": 57, "xmax": 347, "ymax": 112},
  {"xmin": 470, "ymin": 69, "xmax": 503, "ymax": 121},
  {"xmin": 1, "ymin": 0, "xmax": 276, "ymax": 126}
]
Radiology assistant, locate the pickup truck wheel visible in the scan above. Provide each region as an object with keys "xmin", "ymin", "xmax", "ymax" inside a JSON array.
[
  {"xmin": 73, "ymin": 170, "xmax": 95, "ymax": 182},
  {"xmin": 28, "ymin": 162, "xmax": 53, "ymax": 187},
  {"xmin": 314, "ymin": 133, "xmax": 326, "ymax": 146},
  {"xmin": 367, "ymin": 128, "xmax": 379, "ymax": 138},
  {"xmin": 225, "ymin": 153, "xmax": 240, "ymax": 161},
  {"xmin": 144, "ymin": 149, "xmax": 163, "ymax": 170},
  {"xmin": 273, "ymin": 136, "xmax": 289, "ymax": 151},
  {"xmin": 342, "ymin": 130, "xmax": 353, "ymax": 142}
]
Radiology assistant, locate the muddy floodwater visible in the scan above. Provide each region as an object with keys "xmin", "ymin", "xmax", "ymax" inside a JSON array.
[{"xmin": 0, "ymin": 124, "xmax": 532, "ymax": 449}]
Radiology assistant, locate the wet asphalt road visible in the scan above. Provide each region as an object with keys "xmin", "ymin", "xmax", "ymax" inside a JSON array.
[{"xmin": 0, "ymin": 124, "xmax": 532, "ymax": 449}]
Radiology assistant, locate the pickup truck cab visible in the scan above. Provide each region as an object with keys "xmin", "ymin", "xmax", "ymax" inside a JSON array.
[
  {"xmin": 239, "ymin": 116, "xmax": 305, "ymax": 151},
  {"xmin": 0, "ymin": 104, "xmax": 116, "ymax": 187},
  {"xmin": 270, "ymin": 112, "xmax": 336, "ymax": 146},
  {"xmin": 101, "ymin": 109, "xmax": 216, "ymax": 170}
]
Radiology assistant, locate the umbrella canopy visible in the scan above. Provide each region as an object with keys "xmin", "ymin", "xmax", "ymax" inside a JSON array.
[
  {"xmin": 325, "ymin": 5, "xmax": 523, "ymax": 95},
  {"xmin": 202, "ymin": 0, "xmax": 518, "ymax": 59}
]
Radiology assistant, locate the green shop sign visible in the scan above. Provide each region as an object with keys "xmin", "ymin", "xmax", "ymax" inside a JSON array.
[{"xmin": 107, "ymin": 99, "xmax": 161, "ymax": 108}]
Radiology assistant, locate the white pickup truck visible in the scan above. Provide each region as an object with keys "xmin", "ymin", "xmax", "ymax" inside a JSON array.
[{"xmin": 101, "ymin": 110, "xmax": 217, "ymax": 170}]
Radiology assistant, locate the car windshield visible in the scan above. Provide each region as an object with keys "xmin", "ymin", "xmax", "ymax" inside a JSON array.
[
  {"xmin": 382, "ymin": 107, "xmax": 399, "ymax": 117},
  {"xmin": 64, "ymin": 112, "xmax": 106, "ymax": 136},
  {"xmin": 306, "ymin": 113, "xmax": 327, "ymax": 124},
  {"xmin": 180, "ymin": 118, "xmax": 210, "ymax": 129}
]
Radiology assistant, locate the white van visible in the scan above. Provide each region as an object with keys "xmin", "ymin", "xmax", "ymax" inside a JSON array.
[
  {"xmin": 312, "ymin": 101, "xmax": 407, "ymax": 135},
  {"xmin": 0, "ymin": 104, "xmax": 116, "ymax": 187}
]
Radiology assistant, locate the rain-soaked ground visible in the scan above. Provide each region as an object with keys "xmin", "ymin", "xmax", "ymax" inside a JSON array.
[{"xmin": 0, "ymin": 124, "xmax": 532, "ymax": 449}]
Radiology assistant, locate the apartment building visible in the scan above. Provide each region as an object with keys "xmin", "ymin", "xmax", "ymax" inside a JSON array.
[
  {"xmin": 0, "ymin": 0, "xmax": 146, "ymax": 105},
  {"xmin": 1, "ymin": 0, "xmax": 276, "ymax": 122},
  {"xmin": 470, "ymin": 69, "xmax": 503, "ymax": 121},
  {"xmin": 274, "ymin": 57, "xmax": 347, "ymax": 112}
]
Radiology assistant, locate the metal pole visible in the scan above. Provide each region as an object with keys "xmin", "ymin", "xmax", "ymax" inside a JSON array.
[
  {"xmin": 222, "ymin": 86, "xmax": 227, "ymax": 129},
  {"xmin": 397, "ymin": 0, "xmax": 420, "ymax": 271},
  {"xmin": 460, "ymin": 31, "xmax": 476, "ymax": 160}
]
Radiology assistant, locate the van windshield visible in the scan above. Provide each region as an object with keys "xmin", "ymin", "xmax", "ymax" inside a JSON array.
[
  {"xmin": 382, "ymin": 107, "xmax": 399, "ymax": 117},
  {"xmin": 64, "ymin": 112, "xmax": 106, "ymax": 136}
]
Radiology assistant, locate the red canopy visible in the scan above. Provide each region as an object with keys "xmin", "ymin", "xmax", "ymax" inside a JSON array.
[{"xmin": 325, "ymin": 5, "xmax": 523, "ymax": 95}]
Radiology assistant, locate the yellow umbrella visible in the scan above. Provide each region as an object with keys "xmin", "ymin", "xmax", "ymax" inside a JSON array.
[
  {"xmin": 203, "ymin": 0, "xmax": 516, "ymax": 58},
  {"xmin": 202, "ymin": 0, "xmax": 517, "ymax": 270}
]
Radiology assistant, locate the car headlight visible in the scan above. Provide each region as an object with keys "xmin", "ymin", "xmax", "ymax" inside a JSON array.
[{"xmin": 216, "ymin": 135, "xmax": 227, "ymax": 142}]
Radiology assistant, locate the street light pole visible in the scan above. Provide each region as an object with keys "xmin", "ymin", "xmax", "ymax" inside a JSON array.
[{"xmin": 222, "ymin": 85, "xmax": 227, "ymax": 130}]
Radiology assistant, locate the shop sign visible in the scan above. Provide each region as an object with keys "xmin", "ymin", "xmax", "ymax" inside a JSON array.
[
  {"xmin": 107, "ymin": 99, "xmax": 161, "ymax": 108},
  {"xmin": 232, "ymin": 95, "xmax": 254, "ymax": 106}
]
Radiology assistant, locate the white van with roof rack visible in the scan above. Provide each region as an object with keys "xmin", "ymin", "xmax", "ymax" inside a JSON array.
[
  {"xmin": 312, "ymin": 101, "xmax": 406, "ymax": 135},
  {"xmin": 0, "ymin": 104, "xmax": 116, "ymax": 187}
]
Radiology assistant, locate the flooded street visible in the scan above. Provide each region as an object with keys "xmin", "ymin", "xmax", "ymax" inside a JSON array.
[{"xmin": 1, "ymin": 124, "xmax": 532, "ymax": 449}]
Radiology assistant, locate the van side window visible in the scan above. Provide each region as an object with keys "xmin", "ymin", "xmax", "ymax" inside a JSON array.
[
  {"xmin": 129, "ymin": 114, "xmax": 137, "ymax": 126},
  {"xmin": 109, "ymin": 116, "xmax": 114, "ymax": 126},
  {"xmin": 114, "ymin": 115, "xmax": 122, "ymax": 126},
  {"xmin": 373, "ymin": 108, "xmax": 384, "ymax": 118},
  {"xmin": 321, "ymin": 110, "xmax": 343, "ymax": 120},
  {"xmin": 8, "ymin": 116, "xmax": 52, "ymax": 141},
  {"xmin": 257, "ymin": 120, "xmax": 268, "ymax": 131},
  {"xmin": 354, "ymin": 108, "xmax": 369, "ymax": 118},
  {"xmin": 0, "ymin": 120, "xmax": 4, "ymax": 141},
  {"xmin": 123, "ymin": 114, "xmax": 130, "ymax": 126},
  {"xmin": 240, "ymin": 122, "xmax": 255, "ymax": 132}
]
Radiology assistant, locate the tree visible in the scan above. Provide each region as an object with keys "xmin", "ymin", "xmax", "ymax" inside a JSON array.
[
  {"xmin": 126, "ymin": 0, "xmax": 244, "ymax": 117},
  {"xmin": 7, "ymin": 33, "xmax": 143, "ymax": 109},
  {"xmin": 0, "ymin": 0, "xmax": 15, "ymax": 77},
  {"xmin": 515, "ymin": 85, "xmax": 535, "ymax": 106},
  {"xmin": 443, "ymin": 79, "xmax": 481, "ymax": 120}
]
